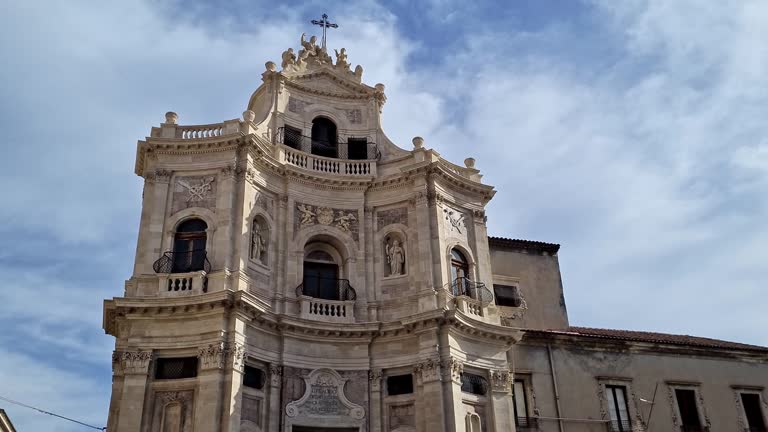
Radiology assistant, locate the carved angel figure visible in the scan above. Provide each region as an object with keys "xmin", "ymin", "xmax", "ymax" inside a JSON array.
[
  {"xmin": 335, "ymin": 212, "xmax": 356, "ymax": 232},
  {"xmin": 385, "ymin": 239, "xmax": 405, "ymax": 276},
  {"xmin": 250, "ymin": 221, "xmax": 266, "ymax": 263},
  {"xmin": 298, "ymin": 33, "xmax": 318, "ymax": 63},
  {"xmin": 297, "ymin": 204, "xmax": 315, "ymax": 226},
  {"xmin": 334, "ymin": 48, "xmax": 349, "ymax": 68},
  {"xmin": 281, "ymin": 48, "xmax": 296, "ymax": 69}
]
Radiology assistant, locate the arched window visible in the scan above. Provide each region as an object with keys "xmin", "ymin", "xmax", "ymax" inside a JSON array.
[
  {"xmin": 172, "ymin": 219, "xmax": 207, "ymax": 272},
  {"xmin": 302, "ymin": 246, "xmax": 340, "ymax": 300},
  {"xmin": 311, "ymin": 117, "xmax": 337, "ymax": 158},
  {"xmin": 450, "ymin": 248, "xmax": 469, "ymax": 282}
]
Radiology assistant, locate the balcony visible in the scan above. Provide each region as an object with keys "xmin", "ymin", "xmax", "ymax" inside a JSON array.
[
  {"xmin": 295, "ymin": 277, "xmax": 357, "ymax": 323},
  {"xmin": 450, "ymin": 277, "xmax": 494, "ymax": 317},
  {"xmin": 152, "ymin": 250, "xmax": 210, "ymax": 296},
  {"xmin": 275, "ymin": 127, "xmax": 379, "ymax": 160}
]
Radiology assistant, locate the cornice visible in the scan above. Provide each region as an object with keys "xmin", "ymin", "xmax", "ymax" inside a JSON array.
[{"xmin": 136, "ymin": 135, "xmax": 246, "ymax": 176}]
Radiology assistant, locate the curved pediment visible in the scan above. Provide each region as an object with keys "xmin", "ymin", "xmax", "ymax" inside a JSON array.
[{"xmin": 285, "ymin": 71, "xmax": 373, "ymax": 99}]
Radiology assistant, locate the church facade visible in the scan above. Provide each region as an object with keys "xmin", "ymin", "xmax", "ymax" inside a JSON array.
[{"xmin": 103, "ymin": 35, "xmax": 768, "ymax": 432}]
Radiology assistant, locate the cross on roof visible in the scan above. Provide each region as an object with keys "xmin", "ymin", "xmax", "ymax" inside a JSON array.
[{"xmin": 311, "ymin": 13, "xmax": 338, "ymax": 51}]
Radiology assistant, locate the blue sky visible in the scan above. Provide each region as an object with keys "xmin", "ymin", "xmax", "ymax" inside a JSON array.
[{"xmin": 1, "ymin": 0, "xmax": 767, "ymax": 430}]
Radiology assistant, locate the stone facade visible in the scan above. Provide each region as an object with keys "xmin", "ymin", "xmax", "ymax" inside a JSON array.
[{"xmin": 103, "ymin": 34, "xmax": 768, "ymax": 432}]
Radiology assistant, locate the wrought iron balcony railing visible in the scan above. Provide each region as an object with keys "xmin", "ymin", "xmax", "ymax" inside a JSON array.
[
  {"xmin": 275, "ymin": 127, "xmax": 380, "ymax": 160},
  {"xmin": 152, "ymin": 250, "xmax": 211, "ymax": 274},
  {"xmin": 296, "ymin": 276, "xmax": 357, "ymax": 301},
  {"xmin": 450, "ymin": 277, "xmax": 494, "ymax": 305}
]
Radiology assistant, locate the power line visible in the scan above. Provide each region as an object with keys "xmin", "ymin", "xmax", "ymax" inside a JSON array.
[{"xmin": 0, "ymin": 395, "xmax": 106, "ymax": 431}]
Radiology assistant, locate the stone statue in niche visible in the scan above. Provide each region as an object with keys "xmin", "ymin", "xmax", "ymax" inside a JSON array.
[
  {"xmin": 385, "ymin": 237, "xmax": 405, "ymax": 276},
  {"xmin": 250, "ymin": 221, "xmax": 267, "ymax": 263}
]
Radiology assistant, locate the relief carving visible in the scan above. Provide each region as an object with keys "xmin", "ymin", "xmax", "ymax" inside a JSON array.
[
  {"xmin": 443, "ymin": 207, "xmax": 466, "ymax": 235},
  {"xmin": 173, "ymin": 176, "xmax": 217, "ymax": 213},
  {"xmin": 376, "ymin": 207, "xmax": 408, "ymax": 230},
  {"xmin": 151, "ymin": 390, "xmax": 194, "ymax": 432},
  {"xmin": 489, "ymin": 369, "xmax": 513, "ymax": 392},
  {"xmin": 285, "ymin": 368, "xmax": 365, "ymax": 420},
  {"xmin": 295, "ymin": 202, "xmax": 359, "ymax": 240}
]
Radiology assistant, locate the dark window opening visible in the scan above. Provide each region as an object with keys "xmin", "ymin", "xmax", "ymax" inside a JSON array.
[
  {"xmin": 172, "ymin": 219, "xmax": 207, "ymax": 273},
  {"xmin": 606, "ymin": 385, "xmax": 631, "ymax": 432},
  {"xmin": 347, "ymin": 138, "xmax": 369, "ymax": 160},
  {"xmin": 155, "ymin": 357, "xmax": 198, "ymax": 380},
  {"xmin": 311, "ymin": 117, "xmax": 337, "ymax": 158},
  {"xmin": 675, "ymin": 389, "xmax": 703, "ymax": 431},
  {"xmin": 513, "ymin": 380, "xmax": 531, "ymax": 428},
  {"xmin": 386, "ymin": 374, "xmax": 414, "ymax": 396},
  {"xmin": 284, "ymin": 125, "xmax": 302, "ymax": 150},
  {"xmin": 302, "ymin": 261, "xmax": 340, "ymax": 300},
  {"xmin": 742, "ymin": 393, "xmax": 767, "ymax": 432},
  {"xmin": 460, "ymin": 372, "xmax": 488, "ymax": 396},
  {"xmin": 494, "ymin": 284, "xmax": 522, "ymax": 307},
  {"xmin": 243, "ymin": 365, "xmax": 266, "ymax": 390}
]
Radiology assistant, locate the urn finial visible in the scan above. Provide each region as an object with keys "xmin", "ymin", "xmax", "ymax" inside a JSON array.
[
  {"xmin": 164, "ymin": 111, "xmax": 178, "ymax": 124},
  {"xmin": 464, "ymin": 157, "xmax": 476, "ymax": 169},
  {"xmin": 412, "ymin": 136, "xmax": 424, "ymax": 150}
]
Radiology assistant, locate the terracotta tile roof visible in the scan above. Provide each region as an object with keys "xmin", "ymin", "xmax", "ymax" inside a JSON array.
[
  {"xmin": 528, "ymin": 326, "xmax": 768, "ymax": 353},
  {"xmin": 488, "ymin": 236, "xmax": 560, "ymax": 255}
]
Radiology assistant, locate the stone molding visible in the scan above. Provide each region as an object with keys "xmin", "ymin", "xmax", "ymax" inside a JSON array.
[{"xmin": 197, "ymin": 342, "xmax": 245, "ymax": 371}]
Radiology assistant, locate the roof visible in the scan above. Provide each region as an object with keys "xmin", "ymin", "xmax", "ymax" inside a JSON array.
[
  {"xmin": 527, "ymin": 326, "xmax": 768, "ymax": 353},
  {"xmin": 0, "ymin": 409, "xmax": 16, "ymax": 432},
  {"xmin": 488, "ymin": 236, "xmax": 560, "ymax": 255}
]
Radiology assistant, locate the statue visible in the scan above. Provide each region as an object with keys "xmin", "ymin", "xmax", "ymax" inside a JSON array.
[
  {"xmin": 334, "ymin": 48, "xmax": 349, "ymax": 69},
  {"xmin": 298, "ymin": 33, "xmax": 318, "ymax": 64},
  {"xmin": 250, "ymin": 221, "xmax": 266, "ymax": 263},
  {"xmin": 297, "ymin": 204, "xmax": 315, "ymax": 226},
  {"xmin": 281, "ymin": 48, "xmax": 296, "ymax": 69},
  {"xmin": 385, "ymin": 238, "xmax": 405, "ymax": 276},
  {"xmin": 354, "ymin": 65, "xmax": 363, "ymax": 79}
]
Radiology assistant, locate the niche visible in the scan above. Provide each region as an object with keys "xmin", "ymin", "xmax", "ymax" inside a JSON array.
[
  {"xmin": 249, "ymin": 216, "xmax": 270, "ymax": 266},
  {"xmin": 383, "ymin": 232, "xmax": 406, "ymax": 277}
]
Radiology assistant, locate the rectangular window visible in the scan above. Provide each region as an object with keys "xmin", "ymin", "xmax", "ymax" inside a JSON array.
[
  {"xmin": 386, "ymin": 374, "xmax": 414, "ymax": 396},
  {"xmin": 675, "ymin": 388, "xmax": 703, "ymax": 431},
  {"xmin": 243, "ymin": 365, "xmax": 265, "ymax": 390},
  {"xmin": 606, "ymin": 385, "xmax": 631, "ymax": 432},
  {"xmin": 493, "ymin": 284, "xmax": 521, "ymax": 307},
  {"xmin": 460, "ymin": 372, "xmax": 488, "ymax": 396},
  {"xmin": 347, "ymin": 138, "xmax": 369, "ymax": 160},
  {"xmin": 742, "ymin": 393, "xmax": 767, "ymax": 432},
  {"xmin": 513, "ymin": 380, "xmax": 530, "ymax": 428},
  {"xmin": 155, "ymin": 357, "xmax": 198, "ymax": 380},
  {"xmin": 283, "ymin": 125, "xmax": 302, "ymax": 150}
]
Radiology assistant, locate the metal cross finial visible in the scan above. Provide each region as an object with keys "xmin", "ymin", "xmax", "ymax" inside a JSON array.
[{"xmin": 311, "ymin": 13, "xmax": 338, "ymax": 51}]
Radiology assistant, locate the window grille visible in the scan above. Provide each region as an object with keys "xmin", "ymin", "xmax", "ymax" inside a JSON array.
[
  {"xmin": 155, "ymin": 357, "xmax": 198, "ymax": 380},
  {"xmin": 606, "ymin": 385, "xmax": 632, "ymax": 432},
  {"xmin": 284, "ymin": 125, "xmax": 302, "ymax": 150},
  {"xmin": 460, "ymin": 372, "xmax": 488, "ymax": 396},
  {"xmin": 243, "ymin": 366, "xmax": 265, "ymax": 390},
  {"xmin": 386, "ymin": 374, "xmax": 414, "ymax": 396},
  {"xmin": 513, "ymin": 380, "xmax": 531, "ymax": 428}
]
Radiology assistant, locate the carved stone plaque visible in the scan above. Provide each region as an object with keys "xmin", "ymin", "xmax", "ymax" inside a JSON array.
[{"xmin": 285, "ymin": 368, "xmax": 364, "ymax": 420}]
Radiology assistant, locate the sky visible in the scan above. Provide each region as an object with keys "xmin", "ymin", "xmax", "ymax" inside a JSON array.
[{"xmin": 1, "ymin": 0, "xmax": 767, "ymax": 430}]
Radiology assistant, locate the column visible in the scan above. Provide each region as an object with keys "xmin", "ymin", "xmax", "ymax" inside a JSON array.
[
  {"xmin": 267, "ymin": 364, "xmax": 283, "ymax": 432},
  {"xmin": 489, "ymin": 369, "xmax": 516, "ymax": 432},
  {"xmin": 369, "ymin": 369, "xmax": 383, "ymax": 432},
  {"xmin": 114, "ymin": 350, "xmax": 152, "ymax": 432},
  {"xmin": 415, "ymin": 359, "xmax": 446, "ymax": 432}
]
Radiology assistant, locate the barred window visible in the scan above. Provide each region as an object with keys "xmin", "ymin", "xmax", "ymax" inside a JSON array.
[
  {"xmin": 606, "ymin": 385, "xmax": 631, "ymax": 432},
  {"xmin": 513, "ymin": 380, "xmax": 531, "ymax": 428},
  {"xmin": 155, "ymin": 357, "xmax": 198, "ymax": 380},
  {"xmin": 460, "ymin": 372, "xmax": 488, "ymax": 396},
  {"xmin": 243, "ymin": 366, "xmax": 265, "ymax": 390},
  {"xmin": 493, "ymin": 284, "xmax": 521, "ymax": 307}
]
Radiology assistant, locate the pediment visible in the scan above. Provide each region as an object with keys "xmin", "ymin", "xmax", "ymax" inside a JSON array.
[{"xmin": 286, "ymin": 71, "xmax": 371, "ymax": 98}]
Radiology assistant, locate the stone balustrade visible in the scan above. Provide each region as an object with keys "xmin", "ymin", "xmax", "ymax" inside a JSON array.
[
  {"xmin": 279, "ymin": 145, "xmax": 376, "ymax": 177},
  {"xmin": 177, "ymin": 124, "xmax": 224, "ymax": 139},
  {"xmin": 299, "ymin": 296, "xmax": 355, "ymax": 323},
  {"xmin": 455, "ymin": 296, "xmax": 484, "ymax": 317},
  {"xmin": 158, "ymin": 271, "xmax": 207, "ymax": 296}
]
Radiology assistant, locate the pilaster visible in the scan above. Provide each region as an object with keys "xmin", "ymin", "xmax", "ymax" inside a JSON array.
[
  {"xmin": 441, "ymin": 357, "xmax": 465, "ymax": 432},
  {"xmin": 414, "ymin": 359, "xmax": 446, "ymax": 432},
  {"xmin": 114, "ymin": 350, "xmax": 152, "ymax": 432},
  {"xmin": 267, "ymin": 364, "xmax": 283, "ymax": 432},
  {"xmin": 489, "ymin": 369, "xmax": 516, "ymax": 432},
  {"xmin": 195, "ymin": 342, "xmax": 245, "ymax": 432},
  {"xmin": 369, "ymin": 369, "xmax": 383, "ymax": 432}
]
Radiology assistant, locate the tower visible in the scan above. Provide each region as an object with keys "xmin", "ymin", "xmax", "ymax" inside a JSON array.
[{"xmin": 103, "ymin": 34, "xmax": 530, "ymax": 432}]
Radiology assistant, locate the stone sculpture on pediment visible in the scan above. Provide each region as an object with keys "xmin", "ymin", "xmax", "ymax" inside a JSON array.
[
  {"xmin": 281, "ymin": 48, "xmax": 296, "ymax": 70},
  {"xmin": 334, "ymin": 48, "xmax": 349, "ymax": 69}
]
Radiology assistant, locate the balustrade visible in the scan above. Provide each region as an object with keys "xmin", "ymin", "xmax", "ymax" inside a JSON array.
[{"xmin": 282, "ymin": 145, "xmax": 375, "ymax": 177}]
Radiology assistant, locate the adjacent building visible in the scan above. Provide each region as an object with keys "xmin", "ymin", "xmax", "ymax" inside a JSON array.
[{"xmin": 103, "ymin": 35, "xmax": 768, "ymax": 432}]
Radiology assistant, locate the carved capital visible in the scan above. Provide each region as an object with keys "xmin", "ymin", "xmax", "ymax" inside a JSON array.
[
  {"xmin": 148, "ymin": 169, "xmax": 172, "ymax": 184},
  {"xmin": 269, "ymin": 364, "xmax": 283, "ymax": 387},
  {"xmin": 368, "ymin": 369, "xmax": 383, "ymax": 391},
  {"xmin": 441, "ymin": 357, "xmax": 464, "ymax": 382},
  {"xmin": 414, "ymin": 358, "xmax": 441, "ymax": 383},
  {"xmin": 197, "ymin": 342, "xmax": 245, "ymax": 371},
  {"xmin": 118, "ymin": 350, "xmax": 152, "ymax": 375},
  {"xmin": 489, "ymin": 369, "xmax": 513, "ymax": 392}
]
